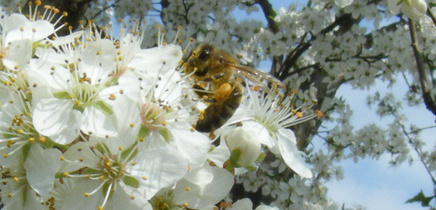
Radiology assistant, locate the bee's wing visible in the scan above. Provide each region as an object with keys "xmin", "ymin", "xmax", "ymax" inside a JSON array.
[{"xmin": 228, "ymin": 63, "xmax": 285, "ymax": 94}]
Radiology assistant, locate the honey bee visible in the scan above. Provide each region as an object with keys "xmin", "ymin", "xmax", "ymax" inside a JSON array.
[{"xmin": 183, "ymin": 44, "xmax": 284, "ymax": 132}]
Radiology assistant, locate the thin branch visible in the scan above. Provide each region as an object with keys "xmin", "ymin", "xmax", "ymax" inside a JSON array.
[
  {"xmin": 257, "ymin": 0, "xmax": 279, "ymax": 33},
  {"xmin": 427, "ymin": 7, "xmax": 436, "ymax": 26},
  {"xmin": 277, "ymin": 13, "xmax": 355, "ymax": 80},
  {"xmin": 89, "ymin": 0, "xmax": 120, "ymax": 21},
  {"xmin": 408, "ymin": 19, "xmax": 436, "ymax": 116},
  {"xmin": 257, "ymin": 0, "xmax": 283, "ymax": 76},
  {"xmin": 390, "ymin": 110, "xmax": 436, "ymax": 186},
  {"xmin": 409, "ymin": 125, "xmax": 436, "ymax": 134}
]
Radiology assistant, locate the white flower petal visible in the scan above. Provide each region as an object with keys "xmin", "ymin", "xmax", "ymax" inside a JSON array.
[
  {"xmin": 225, "ymin": 126, "xmax": 261, "ymax": 167},
  {"xmin": 28, "ymin": 59, "xmax": 72, "ymax": 91},
  {"xmin": 173, "ymin": 167, "xmax": 234, "ymax": 209},
  {"xmin": 110, "ymin": 183, "xmax": 152, "ymax": 210},
  {"xmin": 334, "ymin": 0, "xmax": 353, "ymax": 8},
  {"xmin": 129, "ymin": 145, "xmax": 188, "ymax": 200},
  {"xmin": 62, "ymin": 142, "xmax": 99, "ymax": 172},
  {"xmin": 23, "ymin": 189, "xmax": 45, "ymax": 210},
  {"xmin": 24, "ymin": 144, "xmax": 62, "ymax": 196},
  {"xmin": 401, "ymin": 0, "xmax": 427, "ymax": 20},
  {"xmin": 255, "ymin": 205, "xmax": 280, "ymax": 210},
  {"xmin": 79, "ymin": 39, "xmax": 116, "ymax": 82},
  {"xmin": 33, "ymin": 98, "xmax": 81, "ymax": 144},
  {"xmin": 229, "ymin": 198, "xmax": 253, "ymax": 210},
  {"xmin": 277, "ymin": 129, "xmax": 312, "ymax": 178},
  {"xmin": 243, "ymin": 121, "xmax": 275, "ymax": 148},
  {"xmin": 387, "ymin": 0, "xmax": 401, "ymax": 14},
  {"xmin": 5, "ymin": 17, "xmax": 54, "ymax": 43},
  {"xmin": 184, "ymin": 164, "xmax": 214, "ymax": 186},
  {"xmin": 2, "ymin": 39, "xmax": 32, "ymax": 70},
  {"xmin": 172, "ymin": 129, "xmax": 211, "ymax": 169},
  {"xmin": 3, "ymin": 14, "xmax": 28, "ymax": 33},
  {"xmin": 50, "ymin": 31, "xmax": 84, "ymax": 47},
  {"xmin": 207, "ymin": 144, "xmax": 231, "ymax": 167},
  {"xmin": 129, "ymin": 44, "xmax": 182, "ymax": 74},
  {"xmin": 60, "ymin": 179, "xmax": 103, "ymax": 209},
  {"xmin": 81, "ymin": 106, "xmax": 117, "ymax": 138},
  {"xmin": 154, "ymin": 69, "xmax": 183, "ymax": 103}
]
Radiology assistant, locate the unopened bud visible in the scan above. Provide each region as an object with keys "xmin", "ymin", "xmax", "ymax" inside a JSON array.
[{"xmin": 224, "ymin": 127, "xmax": 261, "ymax": 167}]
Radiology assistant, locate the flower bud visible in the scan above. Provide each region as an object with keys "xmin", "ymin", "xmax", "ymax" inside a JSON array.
[
  {"xmin": 402, "ymin": 0, "xmax": 427, "ymax": 20},
  {"xmin": 388, "ymin": 0, "xmax": 427, "ymax": 20},
  {"xmin": 224, "ymin": 127, "xmax": 261, "ymax": 167}
]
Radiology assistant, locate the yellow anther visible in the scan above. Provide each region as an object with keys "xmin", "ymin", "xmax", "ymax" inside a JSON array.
[
  {"xmin": 38, "ymin": 136, "xmax": 46, "ymax": 143},
  {"xmin": 296, "ymin": 112, "xmax": 303, "ymax": 118},
  {"xmin": 315, "ymin": 110, "xmax": 324, "ymax": 117}
]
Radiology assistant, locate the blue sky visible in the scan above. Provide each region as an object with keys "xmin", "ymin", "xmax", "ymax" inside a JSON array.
[
  {"xmin": 327, "ymin": 78, "xmax": 434, "ymax": 210},
  {"xmin": 232, "ymin": 1, "xmax": 434, "ymax": 209}
]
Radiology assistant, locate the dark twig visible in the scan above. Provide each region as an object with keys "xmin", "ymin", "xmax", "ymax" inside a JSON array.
[
  {"xmin": 257, "ymin": 0, "xmax": 283, "ymax": 77},
  {"xmin": 408, "ymin": 19, "xmax": 436, "ymax": 117},
  {"xmin": 427, "ymin": 7, "xmax": 436, "ymax": 26}
]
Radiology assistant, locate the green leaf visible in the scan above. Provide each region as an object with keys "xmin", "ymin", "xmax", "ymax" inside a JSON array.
[
  {"xmin": 21, "ymin": 143, "xmax": 31, "ymax": 162},
  {"xmin": 406, "ymin": 190, "xmax": 434, "ymax": 207},
  {"xmin": 256, "ymin": 153, "xmax": 266, "ymax": 162},
  {"xmin": 102, "ymin": 182, "xmax": 114, "ymax": 199},
  {"xmin": 229, "ymin": 148, "xmax": 242, "ymax": 166},
  {"xmin": 159, "ymin": 128, "xmax": 171, "ymax": 142},
  {"xmin": 123, "ymin": 175, "xmax": 139, "ymax": 188},
  {"xmin": 136, "ymin": 125, "xmax": 150, "ymax": 142},
  {"xmin": 94, "ymin": 143, "xmax": 108, "ymax": 154},
  {"xmin": 39, "ymin": 136, "xmax": 55, "ymax": 149},
  {"xmin": 93, "ymin": 101, "xmax": 113, "ymax": 115},
  {"xmin": 82, "ymin": 168, "xmax": 101, "ymax": 175},
  {"xmin": 53, "ymin": 91, "xmax": 71, "ymax": 99},
  {"xmin": 245, "ymin": 165, "xmax": 257, "ymax": 171},
  {"xmin": 120, "ymin": 146, "xmax": 138, "ymax": 163}
]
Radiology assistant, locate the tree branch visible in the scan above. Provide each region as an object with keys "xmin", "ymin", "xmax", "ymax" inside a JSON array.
[
  {"xmin": 277, "ymin": 13, "xmax": 355, "ymax": 81},
  {"xmin": 257, "ymin": 0, "xmax": 283, "ymax": 76},
  {"xmin": 427, "ymin": 7, "xmax": 436, "ymax": 26},
  {"xmin": 408, "ymin": 19, "xmax": 436, "ymax": 117}
]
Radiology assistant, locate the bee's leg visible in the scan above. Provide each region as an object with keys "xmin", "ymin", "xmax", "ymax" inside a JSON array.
[
  {"xmin": 195, "ymin": 83, "xmax": 243, "ymax": 132},
  {"xmin": 192, "ymin": 84, "xmax": 211, "ymax": 99},
  {"xmin": 214, "ymin": 83, "xmax": 233, "ymax": 102},
  {"xmin": 211, "ymin": 73, "xmax": 225, "ymax": 80},
  {"xmin": 200, "ymin": 82, "xmax": 232, "ymax": 104}
]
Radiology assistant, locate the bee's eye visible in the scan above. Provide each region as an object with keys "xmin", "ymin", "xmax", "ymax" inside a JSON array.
[{"xmin": 198, "ymin": 48, "xmax": 211, "ymax": 61}]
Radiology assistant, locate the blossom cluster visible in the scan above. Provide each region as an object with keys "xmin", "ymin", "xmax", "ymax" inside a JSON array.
[{"xmin": 0, "ymin": 3, "xmax": 319, "ymax": 210}]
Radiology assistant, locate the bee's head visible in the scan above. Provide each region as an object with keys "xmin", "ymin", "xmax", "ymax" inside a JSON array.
[{"xmin": 184, "ymin": 44, "xmax": 215, "ymax": 77}]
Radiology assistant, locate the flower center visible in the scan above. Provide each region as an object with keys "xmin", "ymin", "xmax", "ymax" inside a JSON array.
[
  {"xmin": 98, "ymin": 156, "xmax": 125, "ymax": 180},
  {"xmin": 69, "ymin": 74, "xmax": 100, "ymax": 106},
  {"xmin": 140, "ymin": 103, "xmax": 167, "ymax": 131}
]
